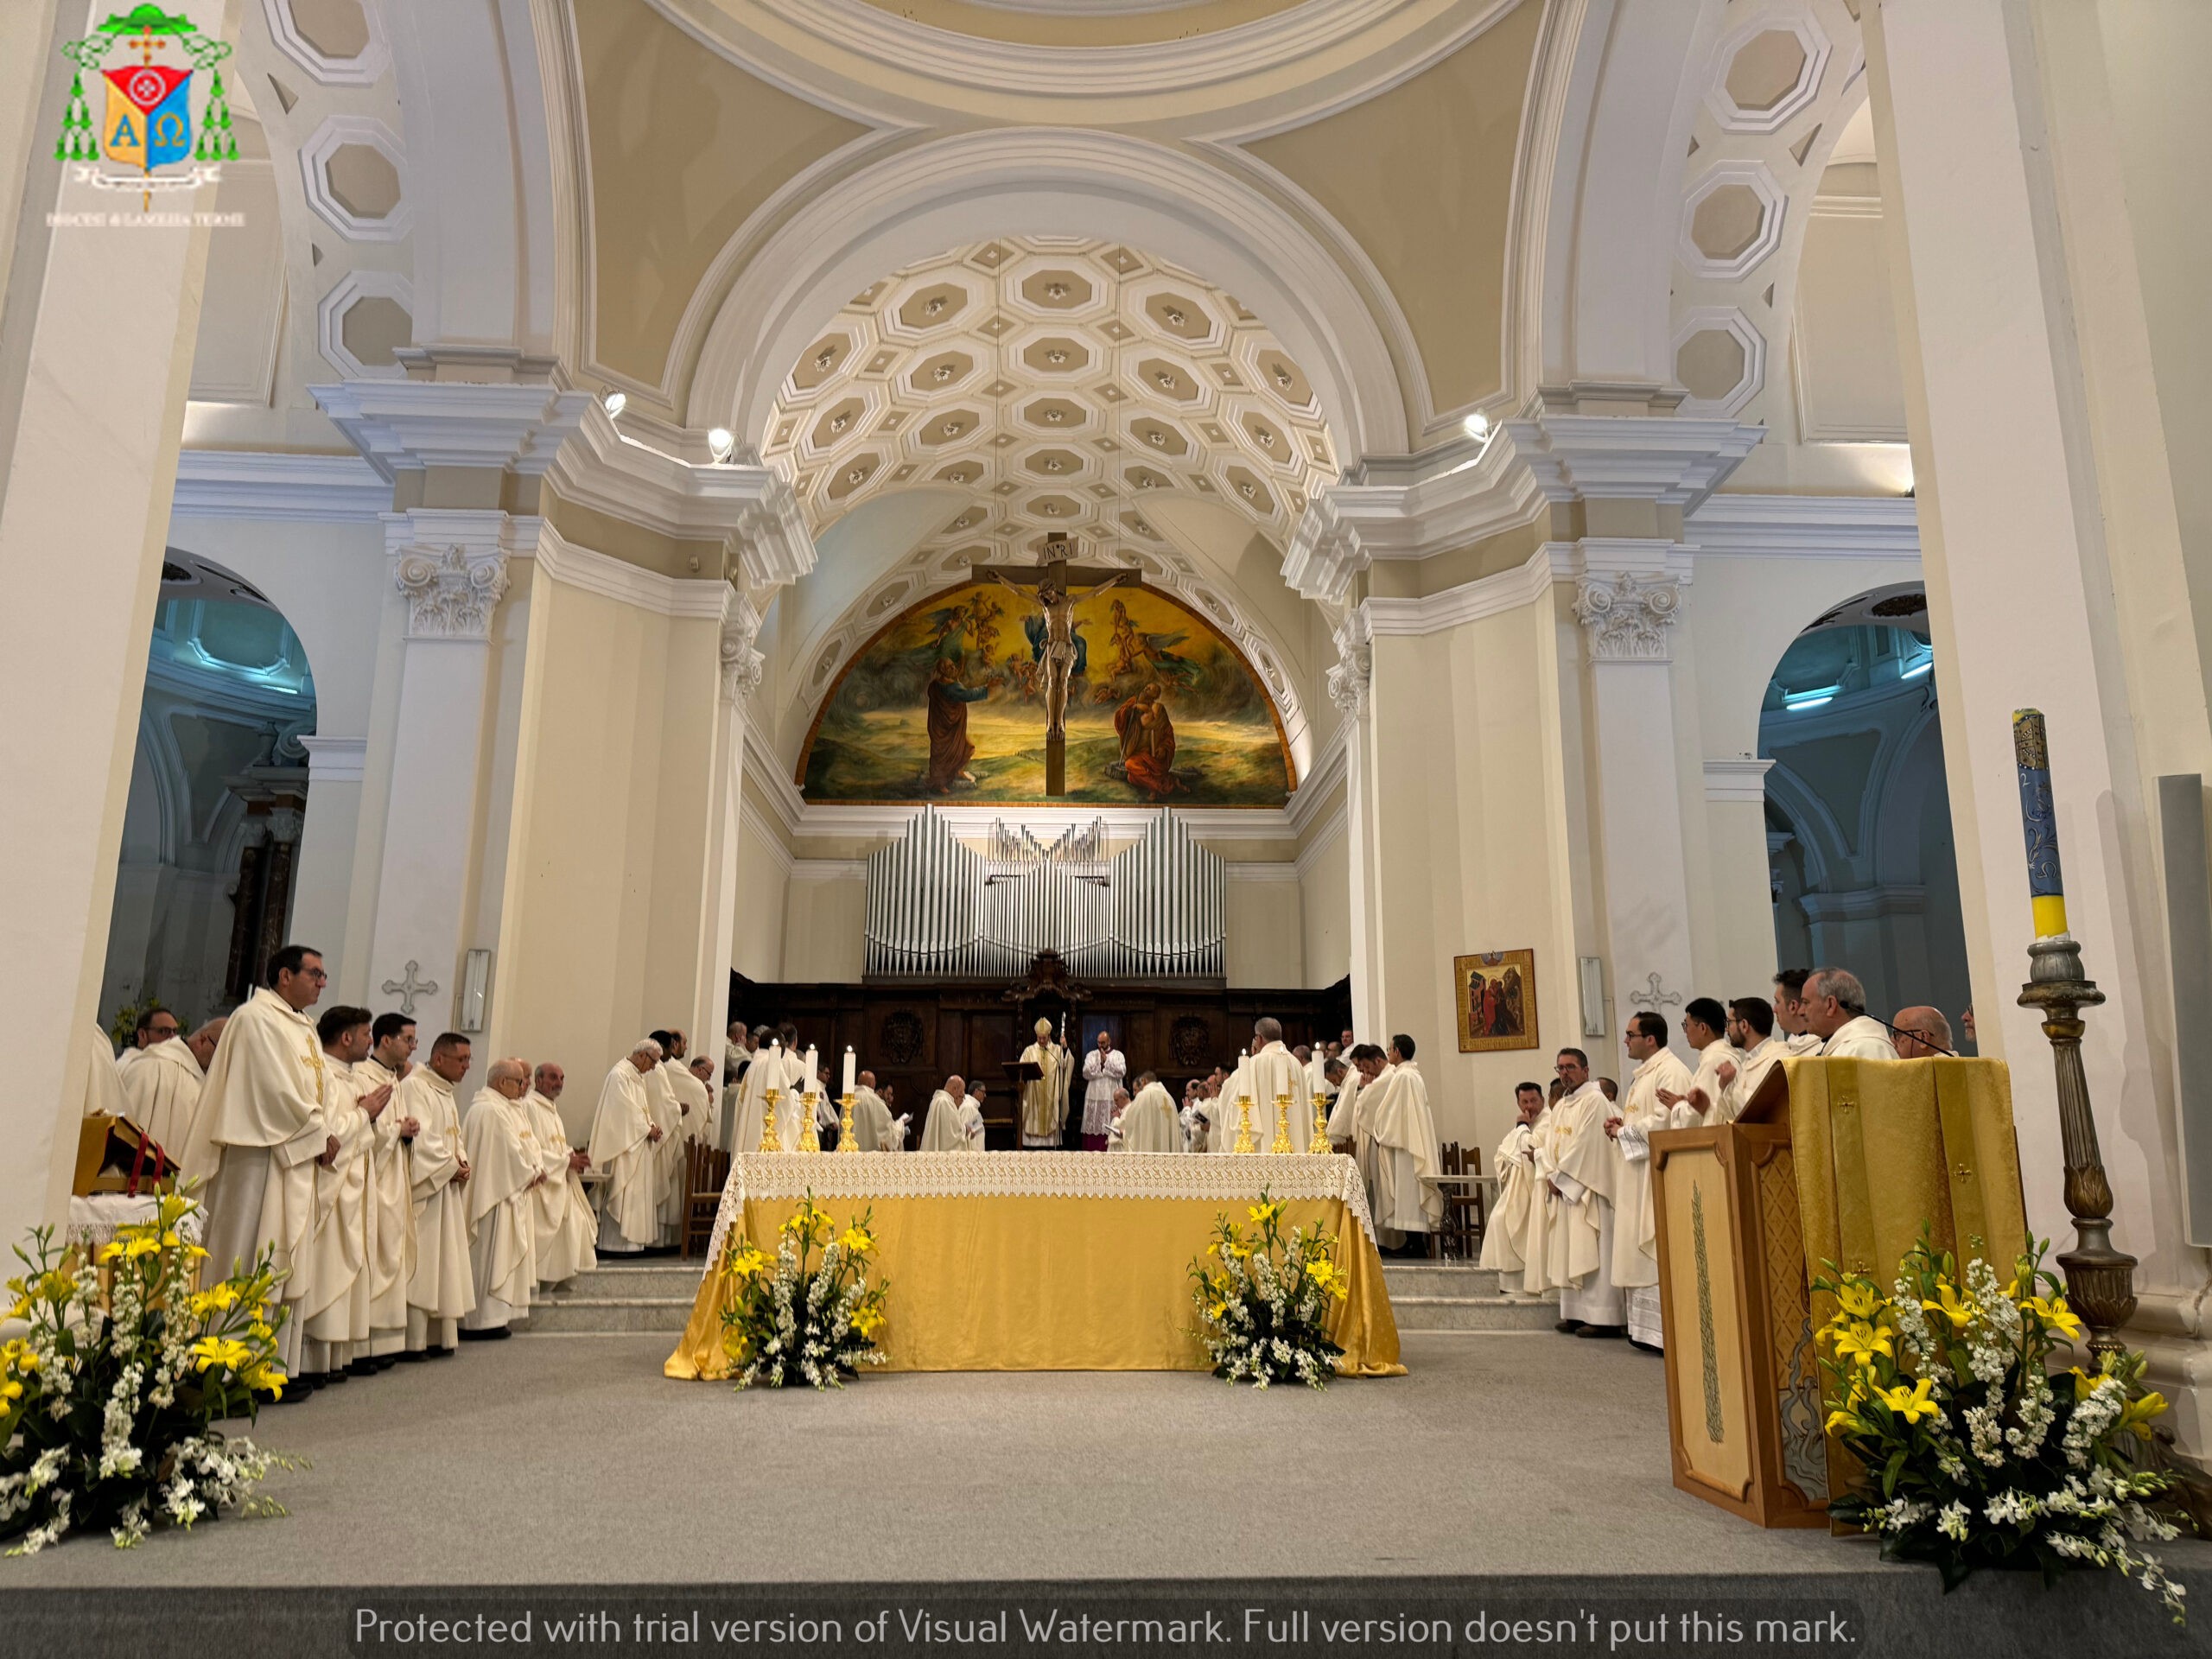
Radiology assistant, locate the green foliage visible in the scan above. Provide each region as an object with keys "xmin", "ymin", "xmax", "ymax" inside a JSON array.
[{"xmin": 1191, "ymin": 1195, "xmax": 1347, "ymax": 1389}]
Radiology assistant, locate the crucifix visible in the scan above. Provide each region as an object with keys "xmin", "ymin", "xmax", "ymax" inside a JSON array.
[{"xmin": 972, "ymin": 532, "xmax": 1128, "ymax": 796}]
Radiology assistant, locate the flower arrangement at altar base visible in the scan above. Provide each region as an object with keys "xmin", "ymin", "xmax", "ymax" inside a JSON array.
[
  {"xmin": 718, "ymin": 1198, "xmax": 890, "ymax": 1390},
  {"xmin": 1815, "ymin": 1225, "xmax": 2184, "ymax": 1618},
  {"xmin": 0, "ymin": 1192, "xmax": 297, "ymax": 1554},
  {"xmin": 1191, "ymin": 1195, "xmax": 1347, "ymax": 1389}
]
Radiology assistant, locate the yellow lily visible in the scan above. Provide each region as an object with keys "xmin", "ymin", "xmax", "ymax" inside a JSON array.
[
  {"xmin": 1878, "ymin": 1376, "xmax": 1939, "ymax": 1425},
  {"xmin": 2118, "ymin": 1391, "xmax": 2169, "ymax": 1440},
  {"xmin": 2024, "ymin": 1295, "xmax": 2085, "ymax": 1343},
  {"xmin": 0, "ymin": 1377, "xmax": 21, "ymax": 1406},
  {"xmin": 245, "ymin": 1365, "xmax": 286, "ymax": 1399},
  {"xmin": 1920, "ymin": 1281, "xmax": 1975, "ymax": 1331},
  {"xmin": 1247, "ymin": 1202, "xmax": 1281, "ymax": 1226},
  {"xmin": 1831, "ymin": 1320, "xmax": 1893, "ymax": 1370},
  {"xmin": 838, "ymin": 1226, "xmax": 874, "ymax": 1257},
  {"xmin": 1824, "ymin": 1406, "xmax": 1861, "ymax": 1435},
  {"xmin": 190, "ymin": 1336, "xmax": 253, "ymax": 1374},
  {"xmin": 1834, "ymin": 1281, "xmax": 1881, "ymax": 1321},
  {"xmin": 1207, "ymin": 1300, "xmax": 1229, "ymax": 1321},
  {"xmin": 851, "ymin": 1306, "xmax": 884, "ymax": 1339}
]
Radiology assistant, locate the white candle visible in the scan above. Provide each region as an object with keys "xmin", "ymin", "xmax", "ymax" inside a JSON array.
[
  {"xmin": 842, "ymin": 1046, "xmax": 856, "ymax": 1097},
  {"xmin": 803, "ymin": 1045, "xmax": 818, "ymax": 1092}
]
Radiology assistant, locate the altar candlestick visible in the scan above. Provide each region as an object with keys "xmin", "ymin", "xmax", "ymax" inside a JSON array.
[{"xmin": 2012, "ymin": 709, "xmax": 2069, "ymax": 939}]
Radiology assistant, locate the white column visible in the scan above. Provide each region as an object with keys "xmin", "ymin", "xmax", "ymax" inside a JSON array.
[
  {"xmin": 362, "ymin": 513, "xmax": 516, "ymax": 1036},
  {"xmin": 1326, "ymin": 607, "xmax": 1385, "ymax": 1037},
  {"xmin": 0, "ymin": 1, "xmax": 226, "ymax": 1243},
  {"xmin": 1573, "ymin": 549, "xmax": 1698, "ymax": 1056},
  {"xmin": 702, "ymin": 597, "xmax": 762, "ymax": 1146}
]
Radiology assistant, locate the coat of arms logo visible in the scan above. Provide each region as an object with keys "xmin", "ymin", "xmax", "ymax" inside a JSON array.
[{"xmin": 55, "ymin": 5, "xmax": 237, "ymax": 207}]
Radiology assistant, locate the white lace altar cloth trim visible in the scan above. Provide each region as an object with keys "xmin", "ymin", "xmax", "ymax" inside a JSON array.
[
  {"xmin": 66, "ymin": 1195, "xmax": 203, "ymax": 1249},
  {"xmin": 704, "ymin": 1151, "xmax": 1373, "ymax": 1262}
]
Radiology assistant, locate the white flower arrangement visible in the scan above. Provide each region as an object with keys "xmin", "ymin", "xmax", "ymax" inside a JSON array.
[
  {"xmin": 1190, "ymin": 1196, "xmax": 1348, "ymax": 1390},
  {"xmin": 717, "ymin": 1198, "xmax": 889, "ymax": 1390}
]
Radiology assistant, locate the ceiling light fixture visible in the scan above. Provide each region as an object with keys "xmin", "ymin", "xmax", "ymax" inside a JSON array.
[
  {"xmin": 603, "ymin": 391, "xmax": 626, "ymax": 419},
  {"xmin": 707, "ymin": 428, "xmax": 734, "ymax": 464}
]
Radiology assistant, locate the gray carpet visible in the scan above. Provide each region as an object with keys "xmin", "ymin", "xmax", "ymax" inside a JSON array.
[{"xmin": 5, "ymin": 1331, "xmax": 2207, "ymax": 1588}]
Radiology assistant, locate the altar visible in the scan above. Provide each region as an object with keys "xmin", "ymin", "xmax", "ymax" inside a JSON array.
[{"xmin": 664, "ymin": 1153, "xmax": 1404, "ymax": 1378}]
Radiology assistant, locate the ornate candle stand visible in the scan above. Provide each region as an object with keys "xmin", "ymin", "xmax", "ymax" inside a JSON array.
[
  {"xmin": 837, "ymin": 1093, "xmax": 861, "ymax": 1154},
  {"xmin": 1307, "ymin": 1090, "xmax": 1332, "ymax": 1155},
  {"xmin": 1231, "ymin": 1096, "xmax": 1256, "ymax": 1155},
  {"xmin": 757, "ymin": 1089, "xmax": 782, "ymax": 1154},
  {"xmin": 1269, "ymin": 1094, "xmax": 1294, "ymax": 1154},
  {"xmin": 798, "ymin": 1092, "xmax": 823, "ymax": 1154}
]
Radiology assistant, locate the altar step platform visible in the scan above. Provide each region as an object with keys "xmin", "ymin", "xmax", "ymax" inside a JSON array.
[{"xmin": 515, "ymin": 1258, "xmax": 1555, "ymax": 1337}]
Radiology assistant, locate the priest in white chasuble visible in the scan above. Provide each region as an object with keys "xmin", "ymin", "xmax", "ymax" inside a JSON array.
[
  {"xmin": 731, "ymin": 1031, "xmax": 807, "ymax": 1152},
  {"xmin": 1214, "ymin": 1019, "xmax": 1310, "ymax": 1154},
  {"xmin": 358, "ymin": 1013, "xmax": 418, "ymax": 1364},
  {"xmin": 588, "ymin": 1039, "xmax": 665, "ymax": 1255},
  {"xmin": 1714, "ymin": 996, "xmax": 1786, "ymax": 1124},
  {"xmin": 1324, "ymin": 1056, "xmax": 1360, "ymax": 1148},
  {"xmin": 391, "ymin": 1032, "xmax": 475, "ymax": 1357},
  {"xmin": 639, "ymin": 1034, "xmax": 689, "ymax": 1244},
  {"xmin": 79, "ymin": 1020, "xmax": 128, "ymax": 1122},
  {"xmin": 921, "ymin": 1075, "xmax": 985, "ymax": 1152},
  {"xmin": 120, "ymin": 1017, "xmax": 225, "ymax": 1164},
  {"xmin": 689, "ymin": 1056, "xmax": 721, "ymax": 1142},
  {"xmin": 461, "ymin": 1059, "xmax": 543, "ymax": 1337},
  {"xmin": 1664, "ymin": 998, "xmax": 1738, "ymax": 1127},
  {"xmin": 657, "ymin": 1029, "xmax": 714, "ymax": 1145},
  {"xmin": 1017, "ymin": 1020, "xmax": 1072, "ymax": 1148},
  {"xmin": 1545, "ymin": 1047, "xmax": 1625, "ymax": 1339},
  {"xmin": 1354, "ymin": 1036, "xmax": 1442, "ymax": 1247},
  {"xmin": 1480, "ymin": 1081, "xmax": 1550, "ymax": 1293},
  {"xmin": 1112, "ymin": 1072, "xmax": 1182, "ymax": 1154},
  {"xmin": 1611, "ymin": 1012, "xmax": 1693, "ymax": 1351},
  {"xmin": 527, "ymin": 1064, "xmax": 596, "ymax": 1287},
  {"xmin": 301, "ymin": 1007, "xmax": 388, "ymax": 1382},
  {"xmin": 1804, "ymin": 967, "xmax": 1900, "ymax": 1059},
  {"xmin": 849, "ymin": 1071, "xmax": 908, "ymax": 1152},
  {"xmin": 181, "ymin": 948, "xmax": 338, "ymax": 1380}
]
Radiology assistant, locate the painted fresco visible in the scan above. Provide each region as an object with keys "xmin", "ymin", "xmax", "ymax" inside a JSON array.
[{"xmin": 798, "ymin": 580, "xmax": 1292, "ymax": 806}]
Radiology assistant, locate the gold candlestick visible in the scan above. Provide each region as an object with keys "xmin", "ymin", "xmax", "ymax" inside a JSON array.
[
  {"xmin": 1307, "ymin": 1090, "xmax": 1332, "ymax": 1155},
  {"xmin": 758, "ymin": 1088, "xmax": 782, "ymax": 1154},
  {"xmin": 1231, "ymin": 1096, "xmax": 1256, "ymax": 1155},
  {"xmin": 798, "ymin": 1092, "xmax": 822, "ymax": 1154},
  {"xmin": 836, "ymin": 1092, "xmax": 860, "ymax": 1154},
  {"xmin": 1269, "ymin": 1093, "xmax": 1294, "ymax": 1154}
]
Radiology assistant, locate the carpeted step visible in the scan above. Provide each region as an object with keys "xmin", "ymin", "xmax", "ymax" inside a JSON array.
[
  {"xmin": 552, "ymin": 1261, "xmax": 708, "ymax": 1300},
  {"xmin": 1385, "ymin": 1294, "xmax": 1562, "ymax": 1332},
  {"xmin": 1378, "ymin": 1262, "xmax": 1509, "ymax": 1297},
  {"xmin": 517, "ymin": 1294, "xmax": 696, "ymax": 1334}
]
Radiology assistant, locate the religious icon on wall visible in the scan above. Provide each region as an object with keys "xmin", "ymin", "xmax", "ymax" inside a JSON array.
[
  {"xmin": 1455, "ymin": 949, "xmax": 1538, "ymax": 1052},
  {"xmin": 798, "ymin": 580, "xmax": 1294, "ymax": 806}
]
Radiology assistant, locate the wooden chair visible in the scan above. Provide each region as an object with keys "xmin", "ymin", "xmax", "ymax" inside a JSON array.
[
  {"xmin": 679, "ymin": 1141, "xmax": 732, "ymax": 1260},
  {"xmin": 1427, "ymin": 1141, "xmax": 1486, "ymax": 1261}
]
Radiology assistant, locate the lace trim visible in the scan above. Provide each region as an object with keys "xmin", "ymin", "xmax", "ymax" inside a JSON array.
[
  {"xmin": 705, "ymin": 1150, "xmax": 1373, "ymax": 1262},
  {"xmin": 65, "ymin": 1195, "xmax": 204, "ymax": 1249}
]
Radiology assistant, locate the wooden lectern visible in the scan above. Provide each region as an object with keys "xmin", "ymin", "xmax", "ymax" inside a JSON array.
[{"xmin": 1649, "ymin": 1057, "xmax": 2028, "ymax": 1530}]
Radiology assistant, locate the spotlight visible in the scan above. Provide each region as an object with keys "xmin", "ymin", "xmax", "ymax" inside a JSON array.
[
  {"xmin": 707, "ymin": 428, "xmax": 735, "ymax": 464},
  {"xmin": 604, "ymin": 391, "xmax": 626, "ymax": 419},
  {"xmin": 1463, "ymin": 411, "xmax": 1491, "ymax": 442}
]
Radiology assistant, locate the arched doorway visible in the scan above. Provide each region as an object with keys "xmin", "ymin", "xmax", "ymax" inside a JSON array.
[
  {"xmin": 101, "ymin": 553, "xmax": 317, "ymax": 1049},
  {"xmin": 1760, "ymin": 583, "xmax": 1972, "ymax": 1046}
]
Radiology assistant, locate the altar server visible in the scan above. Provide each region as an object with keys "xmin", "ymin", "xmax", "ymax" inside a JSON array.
[
  {"xmin": 1479, "ymin": 1082, "xmax": 1548, "ymax": 1292},
  {"xmin": 588, "ymin": 1039, "xmax": 664, "ymax": 1255},
  {"xmin": 1080, "ymin": 1029, "xmax": 1125, "ymax": 1150},
  {"xmin": 922, "ymin": 1074, "xmax": 986, "ymax": 1152},
  {"xmin": 301, "ymin": 1006, "xmax": 386, "ymax": 1383},
  {"xmin": 392, "ymin": 1033, "xmax": 475, "ymax": 1357},
  {"xmin": 526, "ymin": 1064, "xmax": 597, "ymax": 1287},
  {"xmin": 1115, "ymin": 1072, "xmax": 1182, "ymax": 1153},
  {"xmin": 120, "ymin": 1016, "xmax": 225, "ymax": 1160},
  {"xmin": 1545, "ymin": 1046, "xmax": 1624, "ymax": 1338},
  {"xmin": 461, "ymin": 1058, "xmax": 543, "ymax": 1338},
  {"xmin": 1352, "ymin": 1035, "xmax": 1442, "ymax": 1249},
  {"xmin": 1609, "ymin": 1013, "xmax": 1693, "ymax": 1351}
]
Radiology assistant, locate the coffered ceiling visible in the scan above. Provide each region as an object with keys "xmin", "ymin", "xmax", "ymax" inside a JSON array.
[{"xmin": 761, "ymin": 236, "xmax": 1339, "ymax": 578}]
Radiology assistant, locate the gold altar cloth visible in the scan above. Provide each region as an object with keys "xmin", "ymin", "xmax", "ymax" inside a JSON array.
[{"xmin": 663, "ymin": 1154, "xmax": 1402, "ymax": 1378}]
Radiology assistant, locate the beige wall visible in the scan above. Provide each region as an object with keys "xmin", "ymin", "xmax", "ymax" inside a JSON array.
[
  {"xmin": 1366, "ymin": 600, "xmax": 1580, "ymax": 1157},
  {"xmin": 1226, "ymin": 870, "xmax": 1304, "ymax": 988},
  {"xmin": 784, "ymin": 866, "xmax": 866, "ymax": 983}
]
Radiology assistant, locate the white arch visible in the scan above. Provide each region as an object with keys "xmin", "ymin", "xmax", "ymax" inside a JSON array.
[{"xmin": 687, "ymin": 127, "xmax": 1412, "ymax": 461}]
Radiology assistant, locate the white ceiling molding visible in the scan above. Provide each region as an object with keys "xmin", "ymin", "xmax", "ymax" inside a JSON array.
[
  {"xmin": 544, "ymin": 402, "xmax": 816, "ymax": 590},
  {"xmin": 1684, "ymin": 493, "xmax": 1920, "ymax": 560},
  {"xmin": 1293, "ymin": 798, "xmax": 1347, "ymax": 881},
  {"xmin": 1226, "ymin": 861, "xmax": 1300, "ymax": 883},
  {"xmin": 171, "ymin": 450, "xmax": 391, "ymax": 523},
  {"xmin": 1363, "ymin": 543, "xmax": 1554, "ymax": 637},
  {"xmin": 1702, "ymin": 8, "xmax": 1832, "ymax": 136},
  {"xmin": 314, "ymin": 270, "xmax": 412, "ymax": 382},
  {"xmin": 1677, "ymin": 160, "xmax": 1787, "ymax": 283},
  {"xmin": 1672, "ymin": 305, "xmax": 1768, "ymax": 419},
  {"xmin": 262, "ymin": 0, "xmax": 393, "ymax": 89},
  {"xmin": 528, "ymin": 526, "xmax": 736, "ymax": 620},
  {"xmin": 300, "ymin": 734, "xmax": 369, "ymax": 784},
  {"xmin": 312, "ymin": 380, "xmax": 594, "ymax": 482},
  {"xmin": 688, "ymin": 126, "xmax": 1409, "ymax": 464},
  {"xmin": 298, "ymin": 113, "xmax": 412, "ymax": 244},
  {"xmin": 1702, "ymin": 756, "xmax": 1776, "ymax": 803},
  {"xmin": 1285, "ymin": 721, "xmax": 1346, "ymax": 839},
  {"xmin": 1510, "ymin": 412, "xmax": 1765, "ymax": 506},
  {"xmin": 738, "ymin": 794, "xmax": 798, "ymax": 877}
]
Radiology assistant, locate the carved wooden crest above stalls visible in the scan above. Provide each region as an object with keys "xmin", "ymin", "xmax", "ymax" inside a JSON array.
[{"xmin": 1002, "ymin": 949, "xmax": 1090, "ymax": 1007}]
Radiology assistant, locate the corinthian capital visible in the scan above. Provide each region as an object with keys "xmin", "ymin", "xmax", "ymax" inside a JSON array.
[
  {"xmin": 720, "ymin": 594, "xmax": 766, "ymax": 705},
  {"xmin": 1325, "ymin": 605, "xmax": 1372, "ymax": 719},
  {"xmin": 393, "ymin": 545, "xmax": 509, "ymax": 640},
  {"xmin": 1573, "ymin": 571, "xmax": 1681, "ymax": 663}
]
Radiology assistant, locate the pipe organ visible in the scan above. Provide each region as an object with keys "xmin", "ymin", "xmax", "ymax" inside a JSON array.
[{"xmin": 864, "ymin": 806, "xmax": 1225, "ymax": 980}]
